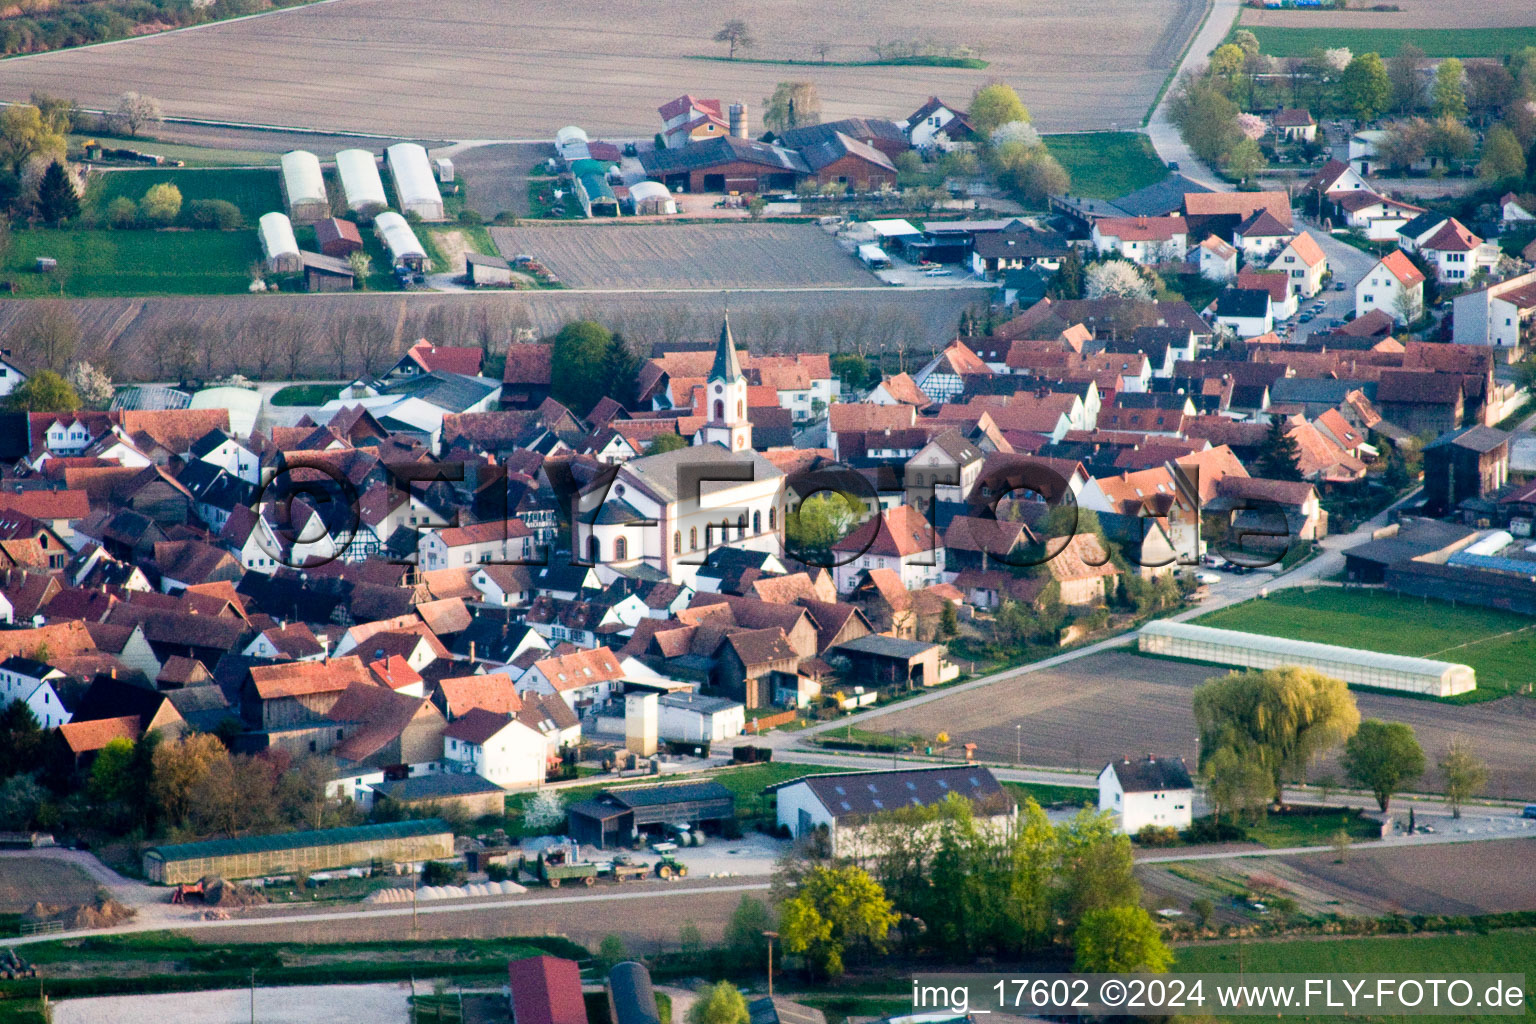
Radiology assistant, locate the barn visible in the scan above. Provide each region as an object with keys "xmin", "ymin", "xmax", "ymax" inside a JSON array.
[
  {"xmin": 279, "ymin": 150, "xmax": 329, "ymax": 223},
  {"xmin": 566, "ymin": 780, "xmax": 734, "ymax": 849},
  {"xmin": 336, "ymin": 148, "xmax": 389, "ymax": 218},
  {"xmin": 638, "ymin": 136, "xmax": 808, "ymax": 194},
  {"xmin": 375, "ymin": 211, "xmax": 427, "ymax": 271},
  {"xmin": 798, "ymin": 132, "xmax": 898, "ymax": 192},
  {"xmin": 315, "ymin": 217, "xmax": 364, "ymax": 257},
  {"xmin": 257, "ymin": 212, "xmax": 301, "ymax": 274},
  {"xmin": 142, "ymin": 819, "xmax": 453, "ymax": 884},
  {"xmin": 386, "ymin": 143, "xmax": 446, "ymax": 221},
  {"xmin": 299, "ymin": 250, "xmax": 357, "ymax": 292},
  {"xmin": 466, "ymin": 251, "xmax": 514, "ymax": 286}
]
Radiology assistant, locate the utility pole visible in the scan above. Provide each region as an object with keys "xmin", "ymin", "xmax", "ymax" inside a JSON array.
[
  {"xmin": 249, "ymin": 968, "xmax": 255, "ymax": 1024},
  {"xmin": 762, "ymin": 930, "xmax": 778, "ymax": 998},
  {"xmin": 1015, "ymin": 724, "xmax": 1021, "ymax": 766}
]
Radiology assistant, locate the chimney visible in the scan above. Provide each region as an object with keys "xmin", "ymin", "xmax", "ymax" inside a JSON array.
[
  {"xmin": 729, "ymin": 101, "xmax": 749, "ymax": 139},
  {"xmin": 469, "ymin": 640, "xmax": 476, "ymax": 661}
]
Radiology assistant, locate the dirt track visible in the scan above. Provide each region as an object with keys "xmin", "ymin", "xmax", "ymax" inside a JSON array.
[
  {"xmin": 1279, "ymin": 838, "xmax": 1536, "ymax": 916},
  {"xmin": 0, "ymin": 0, "xmax": 1203, "ymax": 135},
  {"xmin": 1241, "ymin": 0, "xmax": 1535, "ymax": 29},
  {"xmin": 0, "ymin": 856, "xmax": 98, "ymax": 913},
  {"xmin": 872, "ymin": 651, "xmax": 1536, "ymax": 799}
]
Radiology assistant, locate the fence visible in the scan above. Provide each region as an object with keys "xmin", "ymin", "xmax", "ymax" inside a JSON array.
[
  {"xmin": 744, "ymin": 710, "xmax": 796, "ymax": 734},
  {"xmin": 19, "ymin": 920, "xmax": 62, "ymax": 936}
]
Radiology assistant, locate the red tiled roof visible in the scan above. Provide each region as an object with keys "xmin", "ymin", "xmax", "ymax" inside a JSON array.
[
  {"xmin": 1420, "ymin": 218, "xmax": 1482, "ymax": 253},
  {"xmin": 59, "ymin": 715, "xmax": 142, "ymax": 754},
  {"xmin": 1095, "ymin": 215, "xmax": 1188, "ymax": 242},
  {"xmin": 1379, "ymin": 250, "xmax": 1425, "ymax": 287},
  {"xmin": 832, "ymin": 505, "xmax": 936, "ymax": 557}
]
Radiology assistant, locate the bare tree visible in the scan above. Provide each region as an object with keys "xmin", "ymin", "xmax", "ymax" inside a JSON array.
[
  {"xmin": 326, "ymin": 318, "xmax": 355, "ymax": 379},
  {"xmin": 239, "ymin": 314, "xmax": 281, "ymax": 379},
  {"xmin": 268, "ymin": 312, "xmax": 309, "ymax": 380},
  {"xmin": 9, "ymin": 300, "xmax": 80, "ymax": 373},
  {"xmin": 348, "ymin": 313, "xmax": 396, "ymax": 377},
  {"xmin": 714, "ymin": 19, "xmax": 753, "ymax": 59},
  {"xmin": 812, "ymin": 42, "xmax": 831, "ymax": 64},
  {"xmin": 110, "ymin": 92, "xmax": 162, "ymax": 138},
  {"xmin": 150, "ymin": 321, "xmax": 200, "ymax": 382}
]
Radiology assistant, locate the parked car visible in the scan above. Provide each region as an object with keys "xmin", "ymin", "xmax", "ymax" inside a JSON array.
[
  {"xmin": 1334, "ymin": 281, "xmax": 1347, "ymax": 291},
  {"xmin": 1522, "ymin": 805, "xmax": 1536, "ymax": 819},
  {"xmin": 1168, "ymin": 161, "xmax": 1180, "ymax": 171}
]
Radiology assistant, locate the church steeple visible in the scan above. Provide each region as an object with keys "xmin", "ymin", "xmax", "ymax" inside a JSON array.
[{"xmin": 699, "ymin": 315, "xmax": 752, "ymax": 452}]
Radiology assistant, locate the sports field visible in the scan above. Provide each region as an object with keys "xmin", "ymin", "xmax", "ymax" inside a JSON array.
[
  {"xmin": 0, "ymin": 0, "xmax": 1204, "ymax": 135},
  {"xmin": 1195, "ymin": 588, "xmax": 1536, "ymax": 699},
  {"xmin": 1241, "ymin": 25, "xmax": 1536, "ymax": 58}
]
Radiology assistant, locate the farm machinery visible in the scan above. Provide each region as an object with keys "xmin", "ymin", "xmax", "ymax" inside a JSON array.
[{"xmin": 0, "ymin": 950, "xmax": 37, "ymax": 980}]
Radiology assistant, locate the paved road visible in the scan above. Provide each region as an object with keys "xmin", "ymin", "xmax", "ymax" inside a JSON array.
[{"xmin": 1143, "ymin": 0, "xmax": 1242, "ymax": 186}]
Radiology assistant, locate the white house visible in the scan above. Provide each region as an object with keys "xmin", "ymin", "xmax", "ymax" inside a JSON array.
[
  {"xmin": 903, "ymin": 96, "xmax": 973, "ymax": 153},
  {"xmin": 441, "ymin": 708, "xmax": 548, "ymax": 789},
  {"xmin": 1416, "ymin": 219, "xmax": 1499, "ymax": 285},
  {"xmin": 1231, "ymin": 210, "xmax": 1293, "ymax": 260},
  {"xmin": 1348, "ymin": 129, "xmax": 1388, "ymax": 176},
  {"xmin": 516, "ymin": 647, "xmax": 625, "ymax": 714},
  {"xmin": 1502, "ymin": 192, "xmax": 1535, "ymax": 224},
  {"xmin": 1451, "ymin": 270, "xmax": 1536, "ymax": 355},
  {"xmin": 0, "ymin": 656, "xmax": 71, "ymax": 729},
  {"xmin": 1090, "ymin": 215, "xmax": 1189, "ymax": 265},
  {"xmin": 1334, "ymin": 192, "xmax": 1426, "ymax": 242},
  {"xmin": 769, "ymin": 765, "xmax": 1015, "ymax": 858},
  {"xmin": 1198, "ymin": 237, "xmax": 1238, "ymax": 282},
  {"xmin": 1268, "ymin": 231, "xmax": 1328, "ymax": 297},
  {"xmin": 1356, "ymin": 250, "xmax": 1426, "ymax": 325},
  {"xmin": 1214, "ymin": 287, "xmax": 1273, "ymax": 338},
  {"xmin": 657, "ymin": 693, "xmax": 745, "ymax": 743},
  {"xmin": 0, "ymin": 349, "xmax": 27, "ymax": 399},
  {"xmin": 418, "ymin": 519, "xmax": 537, "ymax": 570},
  {"xmin": 831, "ymin": 504, "xmax": 944, "ymax": 594},
  {"xmin": 189, "ymin": 429, "xmax": 261, "ymax": 485},
  {"xmin": 469, "ymin": 564, "xmax": 536, "ymax": 608},
  {"xmin": 1097, "ymin": 755, "xmax": 1194, "ymax": 834}
]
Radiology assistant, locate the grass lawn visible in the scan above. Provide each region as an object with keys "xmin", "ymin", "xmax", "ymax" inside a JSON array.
[
  {"xmin": 270, "ymin": 383, "xmax": 342, "ymax": 406},
  {"xmin": 89, "ymin": 166, "xmax": 283, "ymax": 224},
  {"xmin": 1043, "ymin": 132, "xmax": 1168, "ymax": 200},
  {"xmin": 1, "ymin": 228, "xmax": 258, "ymax": 297},
  {"xmin": 1193, "ymin": 806, "xmax": 1381, "ymax": 849},
  {"xmin": 1176, "ymin": 931, "xmax": 1536, "ymax": 1022},
  {"xmin": 71, "ymin": 134, "xmax": 282, "ymax": 168},
  {"xmin": 1194, "ymin": 588, "xmax": 1536, "ymax": 699},
  {"xmin": 1242, "ymin": 25, "xmax": 1536, "ymax": 58},
  {"xmin": 1158, "ymin": 272, "xmax": 1223, "ymax": 313},
  {"xmin": 527, "ymin": 176, "xmax": 583, "ymax": 219},
  {"xmin": 1003, "ymin": 780, "xmax": 1096, "ymax": 809}
]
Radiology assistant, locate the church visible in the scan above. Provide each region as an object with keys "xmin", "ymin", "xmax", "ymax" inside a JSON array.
[{"xmin": 575, "ymin": 318, "xmax": 786, "ymax": 585}]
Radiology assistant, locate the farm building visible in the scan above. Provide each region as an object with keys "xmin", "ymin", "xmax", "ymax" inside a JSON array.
[
  {"xmin": 508, "ymin": 955, "xmax": 587, "ymax": 1024},
  {"xmin": 555, "ymin": 126, "xmax": 591, "ymax": 164},
  {"xmin": 141, "ymin": 818, "xmax": 453, "ymax": 884},
  {"xmin": 336, "ymin": 148, "xmax": 389, "ymax": 217},
  {"xmin": 299, "ymin": 250, "xmax": 356, "ymax": 292},
  {"xmin": 371, "ymin": 773, "xmax": 506, "ymax": 818},
  {"xmin": 315, "ymin": 217, "xmax": 364, "ymax": 257},
  {"xmin": 628, "ymin": 180, "xmax": 676, "ymax": 215},
  {"xmin": 638, "ymin": 136, "xmax": 808, "ymax": 194},
  {"xmin": 767, "ymin": 765, "xmax": 1015, "ymax": 858},
  {"xmin": 1137, "ymin": 620, "xmax": 1476, "ymax": 697},
  {"xmin": 374, "ymin": 212, "xmax": 427, "ymax": 271},
  {"xmin": 572, "ymin": 160, "xmax": 619, "ymax": 217},
  {"xmin": 386, "ymin": 143, "xmax": 446, "ymax": 221},
  {"xmin": 466, "ymin": 252, "xmax": 514, "ymax": 286},
  {"xmin": 279, "ymin": 150, "xmax": 329, "ymax": 223},
  {"xmin": 566, "ymin": 780, "xmax": 734, "ymax": 849},
  {"xmin": 257, "ymin": 212, "xmax": 301, "ymax": 274},
  {"xmin": 798, "ymin": 131, "xmax": 897, "ymax": 192},
  {"xmin": 608, "ymin": 962, "xmax": 661, "ymax": 1024}
]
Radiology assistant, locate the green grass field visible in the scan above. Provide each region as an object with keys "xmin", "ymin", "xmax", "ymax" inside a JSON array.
[
  {"xmin": 89, "ymin": 166, "xmax": 284, "ymax": 224},
  {"xmin": 1231, "ymin": 806, "xmax": 1381, "ymax": 848},
  {"xmin": 1195, "ymin": 588, "xmax": 1536, "ymax": 698},
  {"xmin": 1176, "ymin": 931, "xmax": 1536, "ymax": 1022},
  {"xmin": 1043, "ymin": 132, "xmax": 1168, "ymax": 200},
  {"xmin": 270, "ymin": 383, "xmax": 342, "ymax": 406},
  {"xmin": 1242, "ymin": 25, "xmax": 1536, "ymax": 58},
  {"xmin": 1, "ymin": 228, "xmax": 259, "ymax": 297}
]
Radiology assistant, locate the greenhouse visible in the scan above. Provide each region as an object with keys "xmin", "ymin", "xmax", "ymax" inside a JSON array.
[
  {"xmin": 335, "ymin": 148, "xmax": 389, "ymax": 217},
  {"xmin": 385, "ymin": 142, "xmax": 445, "ymax": 221},
  {"xmin": 279, "ymin": 150, "xmax": 329, "ymax": 223},
  {"xmin": 374, "ymin": 211, "xmax": 427, "ymax": 271},
  {"xmin": 142, "ymin": 819, "xmax": 453, "ymax": 884},
  {"xmin": 1137, "ymin": 620, "xmax": 1476, "ymax": 697},
  {"xmin": 257, "ymin": 212, "xmax": 301, "ymax": 274}
]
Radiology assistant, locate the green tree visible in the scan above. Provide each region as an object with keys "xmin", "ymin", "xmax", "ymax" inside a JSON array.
[
  {"xmin": 1208, "ymin": 43, "xmax": 1246, "ymax": 82},
  {"xmin": 3, "ymin": 370, "xmax": 79, "ymax": 412},
  {"xmin": 188, "ymin": 198, "xmax": 244, "ymax": 230},
  {"xmin": 645, "ymin": 433, "xmax": 688, "ymax": 455},
  {"xmin": 1437, "ymin": 739, "xmax": 1487, "ymax": 820},
  {"xmin": 1193, "ymin": 667, "xmax": 1360, "ymax": 801},
  {"xmin": 938, "ymin": 600, "xmax": 959, "ymax": 639},
  {"xmin": 1190, "ymin": 896, "xmax": 1214, "ymax": 929},
  {"xmin": 762, "ymin": 82, "xmax": 820, "ymax": 133},
  {"xmin": 36, "ymin": 160, "xmax": 78, "ymax": 225},
  {"xmin": 1012, "ymin": 151, "xmax": 1069, "ymax": 204},
  {"xmin": 0, "ymin": 103, "xmax": 66, "ymax": 175},
  {"xmin": 786, "ymin": 492, "xmax": 863, "ymax": 557},
  {"xmin": 88, "ymin": 737, "xmax": 140, "ymax": 825},
  {"xmin": 1256, "ymin": 417, "xmax": 1303, "ymax": 481},
  {"xmin": 599, "ymin": 331, "xmax": 641, "ymax": 409},
  {"xmin": 1342, "ymin": 719, "xmax": 1424, "ymax": 812},
  {"xmin": 1224, "ymin": 137, "xmax": 1267, "ymax": 183},
  {"xmin": 779, "ymin": 864, "xmax": 898, "ymax": 977},
  {"xmin": 687, "ymin": 981, "xmax": 749, "ymax": 1024},
  {"xmin": 1049, "ymin": 247, "xmax": 1085, "ymax": 299},
  {"xmin": 106, "ymin": 195, "xmax": 138, "ymax": 228},
  {"xmin": 1056, "ymin": 807, "xmax": 1140, "ymax": 925},
  {"xmin": 151, "ymin": 733, "xmax": 230, "ymax": 831},
  {"xmin": 0, "ymin": 701, "xmax": 44, "ymax": 779},
  {"xmin": 140, "ymin": 182, "xmax": 182, "ymax": 225},
  {"xmin": 1340, "ymin": 53, "xmax": 1391, "ymax": 121},
  {"xmin": 1478, "ymin": 125, "xmax": 1527, "ymax": 182},
  {"xmin": 1168, "ymin": 73, "xmax": 1241, "ymax": 165},
  {"xmin": 1388, "ymin": 44, "xmax": 1425, "ymax": 115},
  {"xmin": 1202, "ymin": 745, "xmax": 1273, "ymax": 823},
  {"xmin": 1425, "ymin": 116, "xmax": 1475, "ymax": 167},
  {"xmin": 1432, "ymin": 57, "xmax": 1467, "ymax": 120},
  {"xmin": 549, "ymin": 320, "xmax": 612, "ymax": 412},
  {"xmin": 724, "ymin": 893, "xmax": 773, "ymax": 962},
  {"xmin": 1231, "ymin": 29, "xmax": 1259, "ymax": 57},
  {"xmin": 1073, "ymin": 906, "xmax": 1173, "ymax": 973},
  {"xmin": 968, "ymin": 83, "xmax": 1030, "ymax": 138},
  {"xmin": 830, "ymin": 353, "xmax": 870, "ymax": 389},
  {"xmin": 595, "ymin": 933, "xmax": 628, "ymax": 971}
]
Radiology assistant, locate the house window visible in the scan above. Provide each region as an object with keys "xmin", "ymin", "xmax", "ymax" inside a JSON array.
[
  {"xmin": 737, "ymin": 513, "xmax": 747, "ymax": 538},
  {"xmin": 714, "ymin": 400, "xmax": 724, "ymax": 419},
  {"xmin": 769, "ymin": 507, "xmax": 776, "ymax": 530},
  {"xmin": 673, "ymin": 531, "xmax": 681, "ymax": 555},
  {"xmin": 737, "ymin": 399, "xmax": 744, "ymax": 418},
  {"xmin": 615, "ymin": 537, "xmax": 627, "ymax": 560},
  {"xmin": 690, "ymin": 526, "xmax": 698, "ymax": 550},
  {"xmin": 753, "ymin": 511, "xmax": 761, "ymax": 533}
]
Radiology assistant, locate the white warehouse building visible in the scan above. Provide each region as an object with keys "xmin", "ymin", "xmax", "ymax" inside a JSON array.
[
  {"xmin": 374, "ymin": 211, "xmax": 427, "ymax": 272},
  {"xmin": 279, "ymin": 150, "xmax": 329, "ymax": 223},
  {"xmin": 257, "ymin": 212, "xmax": 301, "ymax": 274},
  {"xmin": 335, "ymin": 148, "xmax": 389, "ymax": 218},
  {"xmin": 1137, "ymin": 620, "xmax": 1476, "ymax": 697},
  {"xmin": 386, "ymin": 143, "xmax": 445, "ymax": 222}
]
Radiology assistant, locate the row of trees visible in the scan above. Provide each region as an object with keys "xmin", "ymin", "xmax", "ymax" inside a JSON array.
[{"xmin": 776, "ymin": 795, "xmax": 1173, "ymax": 976}]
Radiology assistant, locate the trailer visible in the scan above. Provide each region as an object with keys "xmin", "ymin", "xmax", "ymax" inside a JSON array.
[
  {"xmin": 603, "ymin": 855, "xmax": 650, "ymax": 884},
  {"xmin": 534, "ymin": 841, "xmax": 597, "ymax": 888}
]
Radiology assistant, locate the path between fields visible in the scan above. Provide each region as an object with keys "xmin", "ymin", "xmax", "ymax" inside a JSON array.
[{"xmin": 1144, "ymin": 0, "xmax": 1242, "ymax": 185}]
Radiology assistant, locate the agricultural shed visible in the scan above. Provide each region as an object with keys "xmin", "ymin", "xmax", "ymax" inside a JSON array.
[
  {"xmin": 315, "ymin": 217, "xmax": 364, "ymax": 257},
  {"xmin": 555, "ymin": 126, "xmax": 591, "ymax": 163},
  {"xmin": 638, "ymin": 136, "xmax": 807, "ymax": 194},
  {"xmin": 386, "ymin": 143, "xmax": 445, "ymax": 221},
  {"xmin": 299, "ymin": 250, "xmax": 357, "ymax": 292},
  {"xmin": 279, "ymin": 150, "xmax": 329, "ymax": 223},
  {"xmin": 607, "ymin": 962, "xmax": 660, "ymax": 1024},
  {"xmin": 571, "ymin": 161, "xmax": 618, "ymax": 218},
  {"xmin": 466, "ymin": 251, "xmax": 514, "ymax": 286},
  {"xmin": 336, "ymin": 148, "xmax": 389, "ymax": 217},
  {"xmin": 567, "ymin": 780, "xmax": 733, "ymax": 849},
  {"xmin": 1137, "ymin": 620, "xmax": 1476, "ymax": 697},
  {"xmin": 371, "ymin": 773, "xmax": 505, "ymax": 818},
  {"xmin": 257, "ymin": 212, "xmax": 301, "ymax": 274},
  {"xmin": 374, "ymin": 212, "xmax": 427, "ymax": 271},
  {"xmin": 141, "ymin": 818, "xmax": 453, "ymax": 884},
  {"xmin": 627, "ymin": 180, "xmax": 676, "ymax": 216}
]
